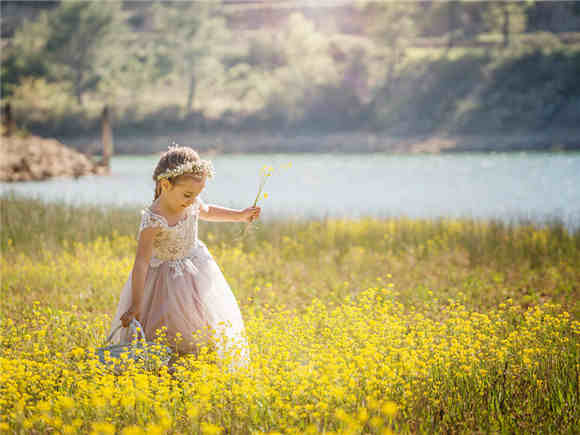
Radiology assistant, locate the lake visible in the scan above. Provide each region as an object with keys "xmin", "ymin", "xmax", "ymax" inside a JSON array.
[{"xmin": 2, "ymin": 152, "xmax": 580, "ymax": 228}]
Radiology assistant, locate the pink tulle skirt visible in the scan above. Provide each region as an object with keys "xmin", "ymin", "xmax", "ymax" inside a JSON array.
[{"xmin": 108, "ymin": 251, "xmax": 250, "ymax": 371}]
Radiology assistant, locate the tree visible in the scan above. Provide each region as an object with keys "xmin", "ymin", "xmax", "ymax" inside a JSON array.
[
  {"xmin": 97, "ymin": 11, "xmax": 168, "ymax": 109},
  {"xmin": 526, "ymin": 1, "xmax": 580, "ymax": 33},
  {"xmin": 357, "ymin": 1, "xmax": 418, "ymax": 91},
  {"xmin": 152, "ymin": 1, "xmax": 231, "ymax": 116},
  {"xmin": 447, "ymin": 1, "xmax": 460, "ymax": 50},
  {"xmin": 481, "ymin": 1, "xmax": 529, "ymax": 49},
  {"xmin": 12, "ymin": 0, "xmax": 125, "ymax": 105}
]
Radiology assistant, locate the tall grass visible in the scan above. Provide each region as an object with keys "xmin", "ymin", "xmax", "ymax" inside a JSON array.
[
  {"xmin": 1, "ymin": 194, "xmax": 579, "ymax": 433},
  {"xmin": 2, "ymin": 194, "xmax": 579, "ymax": 318},
  {"xmin": 1, "ymin": 194, "xmax": 139, "ymax": 253},
  {"xmin": 3, "ymin": 194, "xmax": 579, "ymax": 268}
]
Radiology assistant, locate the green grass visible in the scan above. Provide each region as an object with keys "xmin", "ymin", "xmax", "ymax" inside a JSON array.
[
  {"xmin": 2, "ymin": 194, "xmax": 579, "ymax": 318},
  {"xmin": 1, "ymin": 194, "xmax": 579, "ymax": 433}
]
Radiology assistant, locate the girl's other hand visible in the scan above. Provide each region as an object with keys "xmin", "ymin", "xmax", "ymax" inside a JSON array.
[
  {"xmin": 120, "ymin": 308, "xmax": 138, "ymax": 328},
  {"xmin": 242, "ymin": 206, "xmax": 261, "ymax": 223}
]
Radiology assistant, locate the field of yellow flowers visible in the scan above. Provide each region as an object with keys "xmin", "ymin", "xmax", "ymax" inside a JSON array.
[{"xmin": 1, "ymin": 196, "xmax": 579, "ymax": 434}]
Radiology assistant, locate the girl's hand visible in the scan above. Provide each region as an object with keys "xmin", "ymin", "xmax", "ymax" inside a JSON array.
[
  {"xmin": 121, "ymin": 307, "xmax": 139, "ymax": 328},
  {"xmin": 241, "ymin": 206, "xmax": 261, "ymax": 223}
]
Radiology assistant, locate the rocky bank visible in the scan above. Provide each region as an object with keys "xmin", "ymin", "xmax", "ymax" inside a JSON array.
[{"xmin": 0, "ymin": 135, "xmax": 108, "ymax": 182}]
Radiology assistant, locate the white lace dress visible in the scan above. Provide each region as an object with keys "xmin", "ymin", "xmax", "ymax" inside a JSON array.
[{"xmin": 107, "ymin": 196, "xmax": 250, "ymax": 370}]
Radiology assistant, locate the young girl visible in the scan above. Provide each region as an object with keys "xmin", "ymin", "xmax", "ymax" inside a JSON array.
[{"xmin": 107, "ymin": 144, "xmax": 260, "ymax": 371}]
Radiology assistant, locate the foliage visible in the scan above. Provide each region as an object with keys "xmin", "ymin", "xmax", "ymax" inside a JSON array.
[
  {"xmin": 151, "ymin": 1, "xmax": 232, "ymax": 116},
  {"xmin": 370, "ymin": 54, "xmax": 488, "ymax": 133},
  {"xmin": 480, "ymin": 1, "xmax": 530, "ymax": 47},
  {"xmin": 1, "ymin": 196, "xmax": 579, "ymax": 433},
  {"xmin": 4, "ymin": 78, "xmax": 81, "ymax": 131},
  {"xmin": 2, "ymin": 2, "xmax": 580, "ymax": 141},
  {"xmin": 454, "ymin": 49, "xmax": 580, "ymax": 132},
  {"xmin": 370, "ymin": 46, "xmax": 580, "ymax": 134},
  {"xmin": 357, "ymin": 1, "xmax": 418, "ymax": 90},
  {"xmin": 6, "ymin": 0, "xmax": 127, "ymax": 105}
]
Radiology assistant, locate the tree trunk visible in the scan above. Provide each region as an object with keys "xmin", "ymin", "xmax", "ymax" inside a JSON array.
[
  {"xmin": 186, "ymin": 73, "xmax": 196, "ymax": 116},
  {"xmin": 502, "ymin": 3, "xmax": 510, "ymax": 49},
  {"xmin": 101, "ymin": 105, "xmax": 114, "ymax": 169},
  {"xmin": 2, "ymin": 103, "xmax": 13, "ymax": 137},
  {"xmin": 447, "ymin": 1, "xmax": 458, "ymax": 52},
  {"xmin": 75, "ymin": 67, "xmax": 83, "ymax": 106}
]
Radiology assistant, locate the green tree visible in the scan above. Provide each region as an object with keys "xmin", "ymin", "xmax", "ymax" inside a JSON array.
[
  {"xmin": 357, "ymin": 1, "xmax": 418, "ymax": 91},
  {"xmin": 12, "ymin": 0, "xmax": 125, "ymax": 106},
  {"xmin": 446, "ymin": 1, "xmax": 460, "ymax": 50},
  {"xmin": 97, "ymin": 10, "xmax": 167, "ymax": 110},
  {"xmin": 481, "ymin": 1, "xmax": 530, "ymax": 48},
  {"xmin": 152, "ymin": 1, "xmax": 231, "ymax": 116}
]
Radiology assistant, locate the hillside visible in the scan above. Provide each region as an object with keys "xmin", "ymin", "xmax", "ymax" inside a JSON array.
[{"xmin": 1, "ymin": 1, "xmax": 579, "ymax": 153}]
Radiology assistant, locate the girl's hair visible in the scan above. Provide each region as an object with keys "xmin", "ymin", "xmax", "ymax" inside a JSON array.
[{"xmin": 152, "ymin": 146, "xmax": 201, "ymax": 200}]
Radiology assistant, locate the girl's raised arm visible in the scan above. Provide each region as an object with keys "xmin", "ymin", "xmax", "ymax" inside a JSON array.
[{"xmin": 200, "ymin": 204, "xmax": 261, "ymax": 223}]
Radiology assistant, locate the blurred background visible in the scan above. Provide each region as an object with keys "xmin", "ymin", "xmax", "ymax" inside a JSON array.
[{"xmin": 1, "ymin": 0, "xmax": 579, "ymax": 224}]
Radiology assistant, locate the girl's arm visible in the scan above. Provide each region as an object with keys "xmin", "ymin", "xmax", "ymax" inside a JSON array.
[
  {"xmin": 122, "ymin": 226, "xmax": 159, "ymax": 325},
  {"xmin": 200, "ymin": 204, "xmax": 261, "ymax": 223}
]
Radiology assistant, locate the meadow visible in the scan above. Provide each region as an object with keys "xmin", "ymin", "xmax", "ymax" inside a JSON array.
[{"xmin": 1, "ymin": 195, "xmax": 579, "ymax": 434}]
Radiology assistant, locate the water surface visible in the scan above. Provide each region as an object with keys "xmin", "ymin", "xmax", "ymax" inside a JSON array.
[{"xmin": 2, "ymin": 152, "xmax": 579, "ymax": 228}]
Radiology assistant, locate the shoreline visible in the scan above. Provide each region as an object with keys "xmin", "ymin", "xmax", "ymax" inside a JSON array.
[
  {"xmin": 3, "ymin": 129, "xmax": 578, "ymax": 182},
  {"xmin": 61, "ymin": 129, "xmax": 580, "ymax": 155}
]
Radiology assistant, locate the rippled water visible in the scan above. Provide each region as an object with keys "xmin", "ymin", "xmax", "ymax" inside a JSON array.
[{"xmin": 2, "ymin": 152, "xmax": 579, "ymax": 227}]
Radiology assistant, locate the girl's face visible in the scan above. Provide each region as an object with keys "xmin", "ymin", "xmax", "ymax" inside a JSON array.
[{"xmin": 160, "ymin": 173, "xmax": 207, "ymax": 213}]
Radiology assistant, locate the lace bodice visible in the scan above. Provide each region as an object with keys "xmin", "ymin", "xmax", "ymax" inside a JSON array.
[{"xmin": 138, "ymin": 197, "xmax": 213, "ymax": 278}]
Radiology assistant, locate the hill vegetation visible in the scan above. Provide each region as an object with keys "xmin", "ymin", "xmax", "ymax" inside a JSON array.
[{"xmin": 1, "ymin": 1, "xmax": 580, "ymax": 153}]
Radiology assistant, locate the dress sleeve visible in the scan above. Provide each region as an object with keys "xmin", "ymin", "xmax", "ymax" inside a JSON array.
[
  {"xmin": 194, "ymin": 196, "xmax": 210, "ymax": 214},
  {"xmin": 138, "ymin": 208, "xmax": 165, "ymax": 235}
]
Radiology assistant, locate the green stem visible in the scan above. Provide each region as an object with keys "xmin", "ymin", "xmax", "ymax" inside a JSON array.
[{"xmin": 245, "ymin": 178, "xmax": 268, "ymax": 234}]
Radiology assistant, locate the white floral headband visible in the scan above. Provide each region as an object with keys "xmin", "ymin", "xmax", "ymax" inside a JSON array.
[
  {"xmin": 156, "ymin": 159, "xmax": 216, "ymax": 181},
  {"xmin": 157, "ymin": 141, "xmax": 215, "ymax": 180},
  {"xmin": 156, "ymin": 142, "xmax": 216, "ymax": 181}
]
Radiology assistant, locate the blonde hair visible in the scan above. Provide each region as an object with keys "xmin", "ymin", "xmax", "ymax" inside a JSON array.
[{"xmin": 152, "ymin": 145, "xmax": 202, "ymax": 201}]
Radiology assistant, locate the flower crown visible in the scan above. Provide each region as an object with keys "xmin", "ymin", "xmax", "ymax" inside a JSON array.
[{"xmin": 156, "ymin": 159, "xmax": 215, "ymax": 181}]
